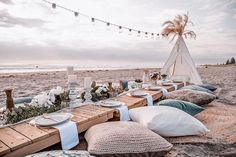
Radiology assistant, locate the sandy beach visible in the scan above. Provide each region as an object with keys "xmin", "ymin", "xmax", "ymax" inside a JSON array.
[
  {"xmin": 0, "ymin": 65, "xmax": 235, "ymax": 105},
  {"xmin": 0, "ymin": 65, "xmax": 236, "ymax": 156}
]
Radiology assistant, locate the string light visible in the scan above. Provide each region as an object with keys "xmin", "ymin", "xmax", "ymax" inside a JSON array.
[
  {"xmin": 137, "ymin": 31, "xmax": 141, "ymax": 37},
  {"xmin": 106, "ymin": 22, "xmax": 111, "ymax": 31},
  {"xmin": 91, "ymin": 18, "xmax": 95, "ymax": 26},
  {"xmin": 42, "ymin": 0, "xmax": 161, "ymax": 39},
  {"xmin": 74, "ymin": 12, "xmax": 79, "ymax": 17},
  {"xmin": 118, "ymin": 26, "xmax": 122, "ymax": 33},
  {"xmin": 128, "ymin": 29, "xmax": 132, "ymax": 35},
  {"xmin": 52, "ymin": 3, "xmax": 56, "ymax": 8},
  {"xmin": 151, "ymin": 33, "xmax": 154, "ymax": 38}
]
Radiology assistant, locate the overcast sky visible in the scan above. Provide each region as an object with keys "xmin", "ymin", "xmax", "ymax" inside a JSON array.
[{"xmin": 0, "ymin": 0, "xmax": 236, "ymax": 67}]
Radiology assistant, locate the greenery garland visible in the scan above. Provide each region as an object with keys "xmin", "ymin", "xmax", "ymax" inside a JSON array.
[{"xmin": 0, "ymin": 93, "xmax": 68, "ymax": 125}]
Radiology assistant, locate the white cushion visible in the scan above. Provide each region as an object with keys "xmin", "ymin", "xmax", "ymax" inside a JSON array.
[{"xmin": 129, "ymin": 106, "xmax": 209, "ymax": 137}]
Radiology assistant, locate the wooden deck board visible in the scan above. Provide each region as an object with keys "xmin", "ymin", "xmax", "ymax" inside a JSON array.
[
  {"xmin": 0, "ymin": 141, "xmax": 10, "ymax": 156},
  {"xmin": 10, "ymin": 123, "xmax": 49, "ymax": 142},
  {"xmin": 0, "ymin": 127, "xmax": 31, "ymax": 151}
]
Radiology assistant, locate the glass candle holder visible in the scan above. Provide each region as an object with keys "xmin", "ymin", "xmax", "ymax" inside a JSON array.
[
  {"xmin": 84, "ymin": 77, "xmax": 92, "ymax": 88},
  {"xmin": 67, "ymin": 66, "xmax": 74, "ymax": 75},
  {"xmin": 68, "ymin": 75, "xmax": 78, "ymax": 107},
  {"xmin": 83, "ymin": 77, "xmax": 93, "ymax": 104}
]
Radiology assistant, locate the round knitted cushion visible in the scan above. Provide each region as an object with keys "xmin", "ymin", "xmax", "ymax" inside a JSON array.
[
  {"xmin": 167, "ymin": 89, "xmax": 216, "ymax": 106},
  {"xmin": 85, "ymin": 121, "xmax": 172, "ymax": 156}
]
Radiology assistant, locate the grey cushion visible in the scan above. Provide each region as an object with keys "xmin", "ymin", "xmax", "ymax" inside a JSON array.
[
  {"xmin": 156, "ymin": 99, "xmax": 204, "ymax": 116},
  {"xmin": 181, "ymin": 85, "xmax": 213, "ymax": 94},
  {"xmin": 198, "ymin": 84, "xmax": 217, "ymax": 91},
  {"xmin": 167, "ymin": 89, "xmax": 216, "ymax": 106},
  {"xmin": 85, "ymin": 121, "xmax": 172, "ymax": 156}
]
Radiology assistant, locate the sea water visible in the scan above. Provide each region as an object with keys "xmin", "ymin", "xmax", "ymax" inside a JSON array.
[{"xmin": 0, "ymin": 64, "xmax": 162, "ymax": 73}]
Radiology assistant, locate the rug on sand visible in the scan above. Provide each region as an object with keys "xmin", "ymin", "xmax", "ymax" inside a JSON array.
[{"xmin": 166, "ymin": 101, "xmax": 236, "ymax": 144}]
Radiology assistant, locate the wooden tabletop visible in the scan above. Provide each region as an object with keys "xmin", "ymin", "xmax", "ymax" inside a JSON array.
[
  {"xmin": 0, "ymin": 105, "xmax": 114, "ymax": 157},
  {"xmin": 0, "ymin": 82, "xmax": 184, "ymax": 157}
]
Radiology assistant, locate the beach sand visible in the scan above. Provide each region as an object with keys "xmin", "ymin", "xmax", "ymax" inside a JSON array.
[{"xmin": 0, "ymin": 64, "xmax": 235, "ymax": 156}]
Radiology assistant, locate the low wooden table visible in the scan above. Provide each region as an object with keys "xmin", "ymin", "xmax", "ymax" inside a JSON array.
[
  {"xmin": 0, "ymin": 105, "xmax": 114, "ymax": 157},
  {"xmin": 114, "ymin": 82, "xmax": 184, "ymax": 118},
  {"xmin": 0, "ymin": 82, "xmax": 185, "ymax": 157}
]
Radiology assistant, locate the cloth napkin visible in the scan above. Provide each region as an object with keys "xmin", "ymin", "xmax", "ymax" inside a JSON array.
[
  {"xmin": 183, "ymin": 82, "xmax": 186, "ymax": 86},
  {"xmin": 52, "ymin": 121, "xmax": 79, "ymax": 150},
  {"xmin": 160, "ymin": 87, "xmax": 169, "ymax": 98},
  {"xmin": 144, "ymin": 94, "xmax": 153, "ymax": 106},
  {"xmin": 116, "ymin": 105, "xmax": 130, "ymax": 121},
  {"xmin": 172, "ymin": 84, "xmax": 178, "ymax": 90}
]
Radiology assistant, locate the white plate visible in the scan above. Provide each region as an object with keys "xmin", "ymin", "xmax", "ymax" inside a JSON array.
[
  {"xmin": 162, "ymin": 82, "xmax": 173, "ymax": 86},
  {"xmin": 131, "ymin": 90, "xmax": 148, "ymax": 97},
  {"xmin": 35, "ymin": 113, "xmax": 71, "ymax": 126},
  {"xmin": 147, "ymin": 86, "xmax": 162, "ymax": 91},
  {"xmin": 100, "ymin": 100, "xmax": 122, "ymax": 108},
  {"xmin": 172, "ymin": 80, "xmax": 183, "ymax": 83}
]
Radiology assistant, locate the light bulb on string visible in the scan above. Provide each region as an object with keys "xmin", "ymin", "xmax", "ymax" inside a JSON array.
[
  {"xmin": 128, "ymin": 29, "xmax": 132, "ymax": 35},
  {"xmin": 145, "ymin": 32, "xmax": 148, "ymax": 38},
  {"xmin": 91, "ymin": 18, "xmax": 95, "ymax": 26},
  {"xmin": 151, "ymin": 33, "xmax": 154, "ymax": 38},
  {"xmin": 118, "ymin": 26, "xmax": 123, "ymax": 33},
  {"xmin": 137, "ymin": 31, "xmax": 141, "ymax": 37},
  {"xmin": 52, "ymin": 3, "xmax": 56, "ymax": 9},
  {"xmin": 74, "ymin": 12, "xmax": 79, "ymax": 17},
  {"xmin": 106, "ymin": 22, "xmax": 111, "ymax": 31}
]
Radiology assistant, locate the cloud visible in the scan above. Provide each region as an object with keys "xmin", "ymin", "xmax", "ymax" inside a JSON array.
[
  {"xmin": 0, "ymin": 0, "xmax": 13, "ymax": 4},
  {"xmin": 0, "ymin": 0, "xmax": 235, "ymax": 66},
  {"xmin": 0, "ymin": 10, "xmax": 45, "ymax": 28}
]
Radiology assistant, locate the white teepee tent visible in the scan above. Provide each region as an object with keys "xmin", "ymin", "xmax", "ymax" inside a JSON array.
[
  {"xmin": 161, "ymin": 36, "xmax": 202, "ymax": 84},
  {"xmin": 161, "ymin": 14, "xmax": 202, "ymax": 85}
]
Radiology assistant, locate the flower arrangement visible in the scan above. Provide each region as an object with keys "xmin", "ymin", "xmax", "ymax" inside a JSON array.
[
  {"xmin": 0, "ymin": 86, "xmax": 68, "ymax": 126},
  {"xmin": 161, "ymin": 74, "xmax": 168, "ymax": 80},
  {"xmin": 149, "ymin": 72, "xmax": 160, "ymax": 80}
]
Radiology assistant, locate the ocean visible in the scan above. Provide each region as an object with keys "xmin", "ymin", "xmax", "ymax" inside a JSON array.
[{"xmin": 0, "ymin": 64, "xmax": 162, "ymax": 73}]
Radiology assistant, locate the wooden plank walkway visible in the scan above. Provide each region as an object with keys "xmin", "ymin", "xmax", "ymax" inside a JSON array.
[{"xmin": 0, "ymin": 82, "xmax": 184, "ymax": 157}]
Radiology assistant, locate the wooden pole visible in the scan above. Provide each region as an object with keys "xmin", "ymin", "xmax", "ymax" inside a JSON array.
[{"xmin": 4, "ymin": 89, "xmax": 14, "ymax": 112}]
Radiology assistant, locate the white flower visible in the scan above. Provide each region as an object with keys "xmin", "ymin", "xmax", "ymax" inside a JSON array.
[
  {"xmin": 50, "ymin": 86, "xmax": 64, "ymax": 95},
  {"xmin": 0, "ymin": 107, "xmax": 5, "ymax": 113},
  {"xmin": 49, "ymin": 86, "xmax": 64, "ymax": 103},
  {"xmin": 30, "ymin": 92, "xmax": 48, "ymax": 107}
]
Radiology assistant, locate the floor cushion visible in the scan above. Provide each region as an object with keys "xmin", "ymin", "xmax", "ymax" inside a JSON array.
[
  {"xmin": 129, "ymin": 106, "xmax": 209, "ymax": 137},
  {"xmin": 155, "ymin": 99, "xmax": 204, "ymax": 116},
  {"xmin": 181, "ymin": 85, "xmax": 213, "ymax": 94},
  {"xmin": 198, "ymin": 84, "xmax": 217, "ymax": 91},
  {"xmin": 167, "ymin": 89, "xmax": 216, "ymax": 106},
  {"xmin": 85, "ymin": 121, "xmax": 172, "ymax": 157}
]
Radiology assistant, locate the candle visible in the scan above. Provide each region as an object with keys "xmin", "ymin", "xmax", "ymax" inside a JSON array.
[
  {"xmin": 84, "ymin": 77, "xmax": 92, "ymax": 88},
  {"xmin": 68, "ymin": 75, "xmax": 77, "ymax": 83},
  {"xmin": 67, "ymin": 66, "xmax": 74, "ymax": 75}
]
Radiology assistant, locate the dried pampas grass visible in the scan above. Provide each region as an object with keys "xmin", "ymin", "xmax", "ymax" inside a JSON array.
[{"xmin": 162, "ymin": 13, "xmax": 196, "ymax": 41}]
